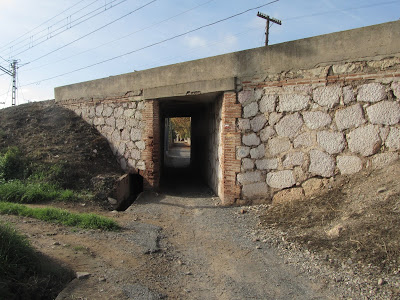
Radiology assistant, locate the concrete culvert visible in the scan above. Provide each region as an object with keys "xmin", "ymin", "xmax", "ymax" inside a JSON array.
[{"xmin": 108, "ymin": 173, "xmax": 143, "ymax": 211}]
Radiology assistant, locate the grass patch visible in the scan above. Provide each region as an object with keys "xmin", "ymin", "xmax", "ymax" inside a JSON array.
[
  {"xmin": 0, "ymin": 222, "xmax": 73, "ymax": 299},
  {"xmin": 0, "ymin": 202, "xmax": 120, "ymax": 231},
  {"xmin": 0, "ymin": 180, "xmax": 76, "ymax": 203},
  {"xmin": 0, "ymin": 147, "xmax": 81, "ymax": 204}
]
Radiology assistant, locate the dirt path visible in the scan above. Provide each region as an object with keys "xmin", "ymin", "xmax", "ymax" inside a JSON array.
[
  {"xmin": 129, "ymin": 191, "xmax": 333, "ymax": 300},
  {"xmin": 2, "ymin": 187, "xmax": 337, "ymax": 300}
]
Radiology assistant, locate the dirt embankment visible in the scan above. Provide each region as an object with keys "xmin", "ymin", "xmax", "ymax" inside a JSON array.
[
  {"xmin": 260, "ymin": 160, "xmax": 400, "ymax": 298},
  {"xmin": 0, "ymin": 101, "xmax": 123, "ymax": 202}
]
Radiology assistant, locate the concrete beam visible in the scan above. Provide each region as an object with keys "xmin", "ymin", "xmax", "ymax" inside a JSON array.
[
  {"xmin": 55, "ymin": 21, "xmax": 400, "ymax": 102},
  {"xmin": 143, "ymin": 77, "xmax": 235, "ymax": 100}
]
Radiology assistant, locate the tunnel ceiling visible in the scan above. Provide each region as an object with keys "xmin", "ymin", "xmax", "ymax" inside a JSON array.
[{"xmin": 159, "ymin": 92, "xmax": 221, "ymax": 118}]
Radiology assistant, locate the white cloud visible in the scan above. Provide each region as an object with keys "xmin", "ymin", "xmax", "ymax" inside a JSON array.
[
  {"xmin": 322, "ymin": 0, "xmax": 363, "ymax": 22},
  {"xmin": 216, "ymin": 33, "xmax": 238, "ymax": 52},
  {"xmin": 247, "ymin": 16, "xmax": 266, "ymax": 29},
  {"xmin": 0, "ymin": 0, "xmax": 13, "ymax": 8},
  {"xmin": 185, "ymin": 35, "xmax": 208, "ymax": 48}
]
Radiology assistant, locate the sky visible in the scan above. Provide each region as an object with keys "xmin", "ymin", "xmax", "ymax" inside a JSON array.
[{"xmin": 0, "ymin": 0, "xmax": 399, "ymax": 107}]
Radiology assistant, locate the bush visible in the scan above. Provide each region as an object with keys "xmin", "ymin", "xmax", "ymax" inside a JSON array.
[
  {"xmin": 28, "ymin": 162, "xmax": 69, "ymax": 187},
  {"xmin": 0, "ymin": 147, "xmax": 27, "ymax": 181}
]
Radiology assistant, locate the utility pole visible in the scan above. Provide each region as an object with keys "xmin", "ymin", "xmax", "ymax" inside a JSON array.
[
  {"xmin": 11, "ymin": 60, "xmax": 17, "ymax": 106},
  {"xmin": 0, "ymin": 59, "xmax": 18, "ymax": 106},
  {"xmin": 257, "ymin": 12, "xmax": 282, "ymax": 46}
]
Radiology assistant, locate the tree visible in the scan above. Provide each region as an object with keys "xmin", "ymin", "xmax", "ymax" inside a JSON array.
[{"xmin": 170, "ymin": 117, "xmax": 191, "ymax": 140}]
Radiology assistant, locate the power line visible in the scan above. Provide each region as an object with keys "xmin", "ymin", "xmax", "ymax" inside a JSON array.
[
  {"xmin": 23, "ymin": 0, "xmax": 215, "ymax": 72},
  {"xmin": 21, "ymin": 0, "xmax": 280, "ymax": 86},
  {"xmin": 0, "ymin": 81, "xmax": 12, "ymax": 105},
  {"xmin": 25, "ymin": 0, "xmax": 158, "ymax": 65},
  {"xmin": 8, "ymin": 0, "xmax": 127, "ymax": 57},
  {"xmin": 0, "ymin": 54, "xmax": 9, "ymax": 64},
  {"xmin": 0, "ymin": 65, "xmax": 12, "ymax": 76},
  {"xmin": 20, "ymin": 0, "xmax": 397, "ymax": 88},
  {"xmin": 2, "ymin": 0, "xmax": 128, "ymax": 57},
  {"xmin": 0, "ymin": 60, "xmax": 18, "ymax": 105},
  {"xmin": 284, "ymin": 0, "xmax": 400, "ymax": 21},
  {"xmin": 0, "ymin": 0, "xmax": 98, "ymax": 51},
  {"xmin": 135, "ymin": 28, "xmax": 253, "ymax": 71},
  {"xmin": 0, "ymin": 0, "xmax": 102, "ymax": 53}
]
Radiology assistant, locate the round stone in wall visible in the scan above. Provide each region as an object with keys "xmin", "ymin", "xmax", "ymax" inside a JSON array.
[
  {"xmin": 336, "ymin": 155, "xmax": 362, "ymax": 175},
  {"xmin": 275, "ymin": 113, "xmax": 303, "ymax": 138},
  {"xmin": 266, "ymin": 170, "xmax": 296, "ymax": 189},
  {"xmin": 308, "ymin": 150, "xmax": 335, "ymax": 177},
  {"xmin": 242, "ymin": 133, "xmax": 260, "ymax": 146},
  {"xmin": 357, "ymin": 83, "xmax": 386, "ymax": 103},
  {"xmin": 346, "ymin": 124, "xmax": 381, "ymax": 156}
]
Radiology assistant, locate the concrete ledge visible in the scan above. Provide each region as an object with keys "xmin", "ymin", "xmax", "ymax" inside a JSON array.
[{"xmin": 143, "ymin": 78, "xmax": 236, "ymax": 100}]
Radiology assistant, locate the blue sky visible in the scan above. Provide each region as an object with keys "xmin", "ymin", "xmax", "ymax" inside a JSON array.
[{"xmin": 0, "ymin": 0, "xmax": 399, "ymax": 107}]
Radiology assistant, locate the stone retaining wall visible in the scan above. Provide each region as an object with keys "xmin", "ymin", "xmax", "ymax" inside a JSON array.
[
  {"xmin": 59, "ymin": 94, "xmax": 147, "ymax": 175},
  {"xmin": 237, "ymin": 57, "xmax": 400, "ymax": 203}
]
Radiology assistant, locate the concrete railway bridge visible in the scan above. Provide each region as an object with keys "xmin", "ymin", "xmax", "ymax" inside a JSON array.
[{"xmin": 56, "ymin": 21, "xmax": 400, "ymax": 205}]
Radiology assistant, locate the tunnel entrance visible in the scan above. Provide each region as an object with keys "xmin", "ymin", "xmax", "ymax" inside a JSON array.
[
  {"xmin": 164, "ymin": 117, "xmax": 191, "ymax": 169},
  {"xmin": 159, "ymin": 93, "xmax": 223, "ymax": 196}
]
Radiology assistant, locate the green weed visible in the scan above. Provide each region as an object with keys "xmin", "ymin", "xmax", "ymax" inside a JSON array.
[
  {"xmin": 0, "ymin": 180, "xmax": 76, "ymax": 203},
  {"xmin": 0, "ymin": 202, "xmax": 120, "ymax": 231}
]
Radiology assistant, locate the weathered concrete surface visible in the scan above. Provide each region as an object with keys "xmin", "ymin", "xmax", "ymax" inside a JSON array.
[
  {"xmin": 144, "ymin": 78, "xmax": 235, "ymax": 100},
  {"xmin": 55, "ymin": 21, "xmax": 400, "ymax": 102}
]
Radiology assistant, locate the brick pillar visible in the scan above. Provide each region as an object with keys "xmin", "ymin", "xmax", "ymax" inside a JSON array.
[
  {"xmin": 140, "ymin": 99, "xmax": 160, "ymax": 190},
  {"xmin": 220, "ymin": 92, "xmax": 241, "ymax": 205}
]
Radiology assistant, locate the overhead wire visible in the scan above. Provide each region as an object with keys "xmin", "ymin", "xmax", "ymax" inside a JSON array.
[
  {"xmin": 21, "ymin": 0, "xmax": 280, "ymax": 86},
  {"xmin": 283, "ymin": 0, "xmax": 400, "ymax": 21},
  {"xmin": 0, "ymin": 54, "xmax": 10, "ymax": 64},
  {"xmin": 2, "ymin": 0, "xmax": 129, "ymax": 57},
  {"xmin": 136, "ymin": 28, "xmax": 253, "ymax": 71},
  {"xmin": 19, "ymin": 0, "xmax": 400, "ymax": 88},
  {"xmin": 9, "ymin": 0, "xmax": 127, "ymax": 56},
  {"xmin": 16, "ymin": 73, "xmax": 26, "ymax": 105},
  {"xmin": 24, "ymin": 0, "xmax": 158, "ymax": 66},
  {"xmin": 23, "ymin": 0, "xmax": 215, "ymax": 72},
  {"xmin": 0, "ymin": 0, "xmax": 99, "ymax": 51},
  {"xmin": 0, "ymin": 81, "xmax": 12, "ymax": 105}
]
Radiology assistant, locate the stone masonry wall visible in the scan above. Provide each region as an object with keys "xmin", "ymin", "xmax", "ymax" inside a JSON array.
[
  {"xmin": 237, "ymin": 57, "xmax": 400, "ymax": 203},
  {"xmin": 58, "ymin": 93, "xmax": 147, "ymax": 176}
]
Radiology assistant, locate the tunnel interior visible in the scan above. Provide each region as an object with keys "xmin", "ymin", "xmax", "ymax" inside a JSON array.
[{"xmin": 158, "ymin": 92, "xmax": 223, "ymax": 196}]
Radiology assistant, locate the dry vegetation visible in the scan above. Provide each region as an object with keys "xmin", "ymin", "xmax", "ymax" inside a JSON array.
[{"xmin": 261, "ymin": 160, "xmax": 400, "ymax": 279}]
